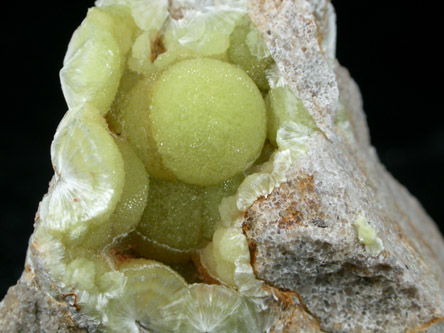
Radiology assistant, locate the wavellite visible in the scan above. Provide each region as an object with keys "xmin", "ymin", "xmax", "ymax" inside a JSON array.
[{"xmin": 1, "ymin": 0, "xmax": 444, "ymax": 332}]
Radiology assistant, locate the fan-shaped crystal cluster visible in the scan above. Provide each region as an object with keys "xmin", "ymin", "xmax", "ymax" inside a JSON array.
[{"xmin": 33, "ymin": 0, "xmax": 318, "ymax": 331}]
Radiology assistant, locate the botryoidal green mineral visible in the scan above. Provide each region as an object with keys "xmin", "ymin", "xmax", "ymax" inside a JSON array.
[{"xmin": 34, "ymin": 0, "xmax": 318, "ymax": 331}]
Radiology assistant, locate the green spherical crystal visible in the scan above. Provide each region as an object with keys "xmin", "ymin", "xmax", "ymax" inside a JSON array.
[
  {"xmin": 149, "ymin": 57, "xmax": 266, "ymax": 186},
  {"xmin": 202, "ymin": 173, "xmax": 244, "ymax": 240},
  {"xmin": 228, "ymin": 17, "xmax": 273, "ymax": 91},
  {"xmin": 265, "ymin": 86, "xmax": 317, "ymax": 146},
  {"xmin": 137, "ymin": 178, "xmax": 203, "ymax": 254},
  {"xmin": 108, "ymin": 138, "xmax": 149, "ymax": 237},
  {"xmin": 111, "ymin": 72, "xmax": 177, "ymax": 181}
]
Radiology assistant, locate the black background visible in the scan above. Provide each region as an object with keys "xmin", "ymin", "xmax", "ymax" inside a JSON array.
[{"xmin": 1, "ymin": 1, "xmax": 443, "ymax": 299}]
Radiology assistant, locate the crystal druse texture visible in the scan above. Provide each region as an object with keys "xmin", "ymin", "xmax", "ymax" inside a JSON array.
[{"xmin": 1, "ymin": 0, "xmax": 444, "ymax": 332}]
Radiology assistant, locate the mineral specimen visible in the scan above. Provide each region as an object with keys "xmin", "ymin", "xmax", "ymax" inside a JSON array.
[{"xmin": 1, "ymin": 0, "xmax": 444, "ymax": 332}]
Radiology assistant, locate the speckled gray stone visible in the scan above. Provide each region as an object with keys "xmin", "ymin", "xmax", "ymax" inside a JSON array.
[{"xmin": 245, "ymin": 0, "xmax": 444, "ymax": 331}]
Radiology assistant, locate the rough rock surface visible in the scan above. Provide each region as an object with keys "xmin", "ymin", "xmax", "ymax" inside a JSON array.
[
  {"xmin": 0, "ymin": 244, "xmax": 101, "ymax": 332},
  {"xmin": 1, "ymin": 0, "xmax": 444, "ymax": 332},
  {"xmin": 245, "ymin": 0, "xmax": 444, "ymax": 331}
]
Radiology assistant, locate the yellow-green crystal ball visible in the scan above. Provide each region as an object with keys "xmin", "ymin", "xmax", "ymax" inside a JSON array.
[{"xmin": 149, "ymin": 58, "xmax": 266, "ymax": 186}]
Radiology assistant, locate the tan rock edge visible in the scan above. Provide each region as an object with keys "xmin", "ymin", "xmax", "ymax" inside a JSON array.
[{"xmin": 1, "ymin": 0, "xmax": 444, "ymax": 332}]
